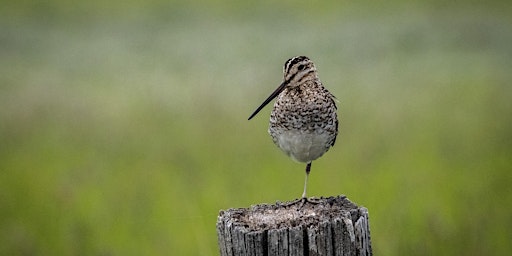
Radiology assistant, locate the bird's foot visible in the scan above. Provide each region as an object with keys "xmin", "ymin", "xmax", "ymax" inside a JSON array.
[
  {"xmin": 298, "ymin": 197, "xmax": 322, "ymax": 208},
  {"xmin": 284, "ymin": 197, "xmax": 321, "ymax": 208}
]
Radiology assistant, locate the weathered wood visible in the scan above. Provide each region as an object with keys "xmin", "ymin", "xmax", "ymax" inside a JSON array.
[{"xmin": 216, "ymin": 195, "xmax": 372, "ymax": 256}]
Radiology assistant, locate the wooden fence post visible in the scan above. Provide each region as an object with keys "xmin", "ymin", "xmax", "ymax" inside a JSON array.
[{"xmin": 216, "ymin": 195, "xmax": 372, "ymax": 256}]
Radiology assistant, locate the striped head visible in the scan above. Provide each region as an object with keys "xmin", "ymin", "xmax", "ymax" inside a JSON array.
[
  {"xmin": 282, "ymin": 56, "xmax": 319, "ymax": 87},
  {"xmin": 248, "ymin": 56, "xmax": 320, "ymax": 120}
]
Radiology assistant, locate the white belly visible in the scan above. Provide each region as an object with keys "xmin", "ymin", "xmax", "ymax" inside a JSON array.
[{"xmin": 270, "ymin": 129, "xmax": 331, "ymax": 163}]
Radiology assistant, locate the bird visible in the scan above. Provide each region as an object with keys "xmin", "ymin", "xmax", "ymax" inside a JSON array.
[{"xmin": 248, "ymin": 56, "xmax": 338, "ymax": 200}]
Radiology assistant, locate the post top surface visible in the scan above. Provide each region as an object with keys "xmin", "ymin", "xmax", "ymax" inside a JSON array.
[{"xmin": 218, "ymin": 196, "xmax": 365, "ymax": 231}]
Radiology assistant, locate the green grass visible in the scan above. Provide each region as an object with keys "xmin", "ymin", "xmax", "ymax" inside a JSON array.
[{"xmin": 1, "ymin": 1, "xmax": 512, "ymax": 255}]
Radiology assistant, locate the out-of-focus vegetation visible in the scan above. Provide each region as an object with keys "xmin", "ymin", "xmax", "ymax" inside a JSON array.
[{"xmin": 1, "ymin": 1, "xmax": 511, "ymax": 255}]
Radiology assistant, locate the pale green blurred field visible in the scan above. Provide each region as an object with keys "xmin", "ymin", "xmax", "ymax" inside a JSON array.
[{"xmin": 1, "ymin": 1, "xmax": 512, "ymax": 255}]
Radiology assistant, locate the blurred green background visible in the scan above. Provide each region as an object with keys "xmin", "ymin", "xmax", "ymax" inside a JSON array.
[{"xmin": 1, "ymin": 0, "xmax": 511, "ymax": 255}]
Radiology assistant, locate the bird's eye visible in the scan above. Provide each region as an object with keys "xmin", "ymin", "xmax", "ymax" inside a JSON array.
[{"xmin": 297, "ymin": 64, "xmax": 305, "ymax": 71}]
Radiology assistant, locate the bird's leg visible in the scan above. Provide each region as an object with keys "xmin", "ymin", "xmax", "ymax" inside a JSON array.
[
  {"xmin": 285, "ymin": 162, "xmax": 319, "ymax": 208},
  {"xmin": 285, "ymin": 162, "xmax": 312, "ymax": 207},
  {"xmin": 297, "ymin": 162, "xmax": 322, "ymax": 207},
  {"xmin": 302, "ymin": 162, "xmax": 311, "ymax": 198},
  {"xmin": 299, "ymin": 162, "xmax": 313, "ymax": 207}
]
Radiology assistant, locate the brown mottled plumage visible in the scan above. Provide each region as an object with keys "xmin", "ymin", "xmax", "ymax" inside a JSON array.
[{"xmin": 248, "ymin": 56, "xmax": 338, "ymax": 199}]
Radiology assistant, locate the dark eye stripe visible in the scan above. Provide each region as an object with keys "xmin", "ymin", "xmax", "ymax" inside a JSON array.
[
  {"xmin": 285, "ymin": 66, "xmax": 314, "ymax": 86},
  {"xmin": 284, "ymin": 56, "xmax": 309, "ymax": 74},
  {"xmin": 289, "ymin": 56, "xmax": 307, "ymax": 68}
]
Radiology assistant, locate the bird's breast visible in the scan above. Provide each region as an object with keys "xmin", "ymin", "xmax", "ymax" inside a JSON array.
[{"xmin": 268, "ymin": 129, "xmax": 333, "ymax": 163}]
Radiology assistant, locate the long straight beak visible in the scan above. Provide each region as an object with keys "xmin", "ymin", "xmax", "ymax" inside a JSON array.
[{"xmin": 248, "ymin": 81, "xmax": 287, "ymax": 120}]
